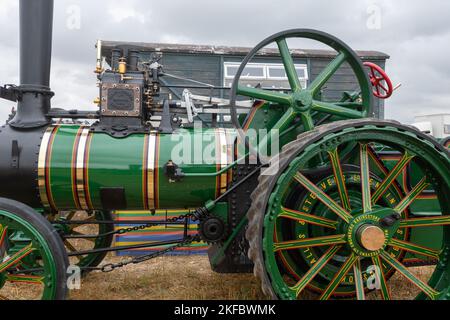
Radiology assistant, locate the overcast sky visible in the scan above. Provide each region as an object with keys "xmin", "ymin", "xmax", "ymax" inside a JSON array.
[{"xmin": 0, "ymin": 0, "xmax": 449, "ymax": 123}]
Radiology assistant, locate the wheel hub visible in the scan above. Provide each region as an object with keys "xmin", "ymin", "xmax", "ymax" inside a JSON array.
[{"xmin": 357, "ymin": 224, "xmax": 386, "ymax": 251}]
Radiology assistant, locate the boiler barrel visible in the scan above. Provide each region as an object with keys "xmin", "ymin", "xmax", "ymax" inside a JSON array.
[{"xmin": 37, "ymin": 125, "xmax": 235, "ymax": 211}]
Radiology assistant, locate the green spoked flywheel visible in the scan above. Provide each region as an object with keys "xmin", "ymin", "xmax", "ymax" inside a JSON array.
[
  {"xmin": 0, "ymin": 199, "xmax": 68, "ymax": 300},
  {"xmin": 246, "ymin": 119, "xmax": 450, "ymax": 300}
]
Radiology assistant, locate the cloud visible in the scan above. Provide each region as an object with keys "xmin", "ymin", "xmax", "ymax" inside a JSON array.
[{"xmin": 0, "ymin": 0, "xmax": 449, "ymax": 123}]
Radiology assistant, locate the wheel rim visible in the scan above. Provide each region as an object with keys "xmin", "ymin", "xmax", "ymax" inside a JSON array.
[
  {"xmin": 263, "ymin": 124, "xmax": 450, "ymax": 300},
  {"xmin": 55, "ymin": 210, "xmax": 113, "ymax": 269},
  {"xmin": 229, "ymin": 29, "xmax": 373, "ymax": 161},
  {"xmin": 0, "ymin": 210, "xmax": 58, "ymax": 300}
]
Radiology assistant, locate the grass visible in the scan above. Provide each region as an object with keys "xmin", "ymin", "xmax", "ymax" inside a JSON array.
[{"xmin": 69, "ymin": 255, "xmax": 266, "ymax": 300}]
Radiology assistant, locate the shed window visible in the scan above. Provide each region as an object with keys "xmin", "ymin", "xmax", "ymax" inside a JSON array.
[
  {"xmin": 224, "ymin": 62, "xmax": 308, "ymax": 89},
  {"xmin": 225, "ymin": 63, "xmax": 266, "ymax": 79}
]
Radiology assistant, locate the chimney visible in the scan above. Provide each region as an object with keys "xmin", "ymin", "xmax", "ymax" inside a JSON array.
[{"xmin": 9, "ymin": 0, "xmax": 54, "ymax": 129}]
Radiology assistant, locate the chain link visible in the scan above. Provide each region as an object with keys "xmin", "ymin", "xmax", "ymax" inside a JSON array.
[{"xmin": 86, "ymin": 211, "xmax": 205, "ymax": 273}]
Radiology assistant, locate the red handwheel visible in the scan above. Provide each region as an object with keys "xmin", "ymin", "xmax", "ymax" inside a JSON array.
[{"xmin": 363, "ymin": 62, "xmax": 393, "ymax": 99}]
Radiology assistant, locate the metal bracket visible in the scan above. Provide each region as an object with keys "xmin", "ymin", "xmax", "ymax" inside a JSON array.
[{"xmin": 164, "ymin": 160, "xmax": 185, "ymax": 182}]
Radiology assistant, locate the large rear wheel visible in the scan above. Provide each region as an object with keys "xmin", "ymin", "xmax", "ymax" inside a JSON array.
[{"xmin": 0, "ymin": 198, "xmax": 68, "ymax": 300}]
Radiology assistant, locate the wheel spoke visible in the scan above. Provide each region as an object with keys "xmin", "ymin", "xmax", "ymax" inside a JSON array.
[
  {"xmin": 328, "ymin": 148, "xmax": 351, "ymax": 211},
  {"xmin": 371, "ymin": 255, "xmax": 391, "ymax": 299},
  {"xmin": 372, "ymin": 151, "xmax": 414, "ymax": 204},
  {"xmin": 400, "ymin": 215, "xmax": 450, "ymax": 228},
  {"xmin": 290, "ymin": 245, "xmax": 341, "ymax": 297},
  {"xmin": 353, "ymin": 257, "xmax": 366, "ymax": 300},
  {"xmin": 277, "ymin": 38, "xmax": 302, "ymax": 92},
  {"xmin": 279, "ymin": 207, "xmax": 338, "ymax": 229},
  {"xmin": 389, "ymin": 238, "xmax": 441, "ymax": 259},
  {"xmin": 273, "ymin": 234, "xmax": 346, "ymax": 252},
  {"xmin": 309, "ymin": 51, "xmax": 347, "ymax": 94},
  {"xmin": 319, "ymin": 252, "xmax": 358, "ymax": 300},
  {"xmin": 311, "ymin": 100, "xmax": 365, "ymax": 119},
  {"xmin": 237, "ymin": 86, "xmax": 292, "ymax": 105},
  {"xmin": 294, "ymin": 172, "xmax": 353, "ymax": 222},
  {"xmin": 380, "ymin": 250, "xmax": 439, "ymax": 299},
  {"xmin": 300, "ymin": 111, "xmax": 314, "ymax": 131},
  {"xmin": 0, "ymin": 244, "xmax": 34, "ymax": 273},
  {"xmin": 6, "ymin": 274, "xmax": 45, "ymax": 285},
  {"xmin": 360, "ymin": 144, "xmax": 372, "ymax": 213},
  {"xmin": 394, "ymin": 177, "xmax": 429, "ymax": 214}
]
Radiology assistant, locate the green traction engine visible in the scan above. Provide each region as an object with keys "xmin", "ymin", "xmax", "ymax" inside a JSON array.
[{"xmin": 0, "ymin": 0, "xmax": 449, "ymax": 300}]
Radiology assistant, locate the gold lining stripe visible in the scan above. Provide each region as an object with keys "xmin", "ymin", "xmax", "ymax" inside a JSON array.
[
  {"xmin": 71, "ymin": 126, "xmax": 85, "ymax": 210},
  {"xmin": 147, "ymin": 132, "xmax": 157, "ymax": 209},
  {"xmin": 38, "ymin": 126, "xmax": 56, "ymax": 210},
  {"xmin": 76, "ymin": 128, "xmax": 91, "ymax": 210}
]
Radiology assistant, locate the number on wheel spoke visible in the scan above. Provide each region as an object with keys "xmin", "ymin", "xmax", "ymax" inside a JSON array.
[{"xmin": 294, "ymin": 172, "xmax": 353, "ymax": 222}]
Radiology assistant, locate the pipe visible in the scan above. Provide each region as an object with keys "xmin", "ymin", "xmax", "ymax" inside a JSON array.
[{"xmin": 9, "ymin": 0, "xmax": 54, "ymax": 129}]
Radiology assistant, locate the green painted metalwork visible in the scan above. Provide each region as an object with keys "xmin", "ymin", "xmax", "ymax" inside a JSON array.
[{"xmin": 0, "ymin": 210, "xmax": 58, "ymax": 300}]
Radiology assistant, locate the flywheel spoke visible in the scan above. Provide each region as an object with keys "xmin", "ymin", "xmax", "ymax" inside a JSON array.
[
  {"xmin": 309, "ymin": 51, "xmax": 347, "ymax": 94},
  {"xmin": 237, "ymin": 86, "xmax": 292, "ymax": 105},
  {"xmin": 277, "ymin": 38, "xmax": 302, "ymax": 92},
  {"xmin": 294, "ymin": 172, "xmax": 353, "ymax": 223},
  {"xmin": 400, "ymin": 215, "xmax": 450, "ymax": 228},
  {"xmin": 328, "ymin": 148, "xmax": 351, "ymax": 211},
  {"xmin": 273, "ymin": 234, "xmax": 346, "ymax": 252},
  {"xmin": 359, "ymin": 144, "xmax": 372, "ymax": 213},
  {"xmin": 371, "ymin": 255, "xmax": 391, "ymax": 299},
  {"xmin": 389, "ymin": 238, "xmax": 441, "ymax": 259},
  {"xmin": 319, "ymin": 252, "xmax": 358, "ymax": 300},
  {"xmin": 311, "ymin": 100, "xmax": 364, "ymax": 119},
  {"xmin": 290, "ymin": 245, "xmax": 341, "ymax": 297},
  {"xmin": 0, "ymin": 244, "xmax": 34, "ymax": 273},
  {"xmin": 6, "ymin": 274, "xmax": 45, "ymax": 285},
  {"xmin": 353, "ymin": 257, "xmax": 366, "ymax": 300},
  {"xmin": 394, "ymin": 177, "xmax": 429, "ymax": 214},
  {"xmin": 372, "ymin": 151, "xmax": 415, "ymax": 204},
  {"xmin": 279, "ymin": 207, "xmax": 338, "ymax": 229},
  {"xmin": 380, "ymin": 250, "xmax": 439, "ymax": 299}
]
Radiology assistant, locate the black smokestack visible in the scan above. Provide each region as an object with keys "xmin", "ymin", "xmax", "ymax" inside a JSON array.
[{"xmin": 9, "ymin": 0, "xmax": 54, "ymax": 129}]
